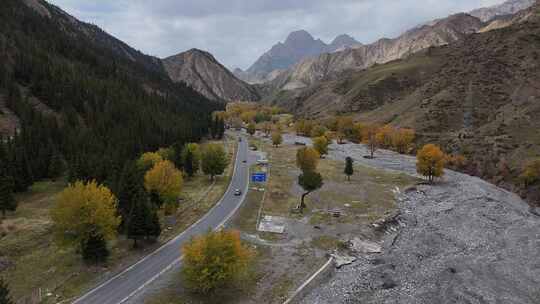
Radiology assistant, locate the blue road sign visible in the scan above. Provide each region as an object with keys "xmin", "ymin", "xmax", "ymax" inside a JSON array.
[{"xmin": 251, "ymin": 172, "xmax": 267, "ymax": 182}]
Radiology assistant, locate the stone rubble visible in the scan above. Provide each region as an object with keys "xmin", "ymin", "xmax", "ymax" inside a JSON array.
[{"xmin": 286, "ymin": 135, "xmax": 540, "ymax": 304}]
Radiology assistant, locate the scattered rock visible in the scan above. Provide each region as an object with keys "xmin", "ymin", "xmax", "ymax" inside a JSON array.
[
  {"xmin": 331, "ymin": 253, "xmax": 356, "ymax": 269},
  {"xmin": 529, "ymin": 206, "xmax": 540, "ymax": 217},
  {"xmin": 350, "ymin": 238, "xmax": 382, "ymax": 254},
  {"xmin": 381, "ymin": 275, "xmax": 398, "ymax": 290}
]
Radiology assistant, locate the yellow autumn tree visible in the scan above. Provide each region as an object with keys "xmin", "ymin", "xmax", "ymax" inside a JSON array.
[
  {"xmin": 296, "ymin": 147, "xmax": 320, "ymax": 172},
  {"xmin": 247, "ymin": 122, "xmax": 256, "ymax": 135},
  {"xmin": 240, "ymin": 110, "xmax": 257, "ymax": 123},
  {"xmin": 375, "ymin": 124, "xmax": 394, "ymax": 149},
  {"xmin": 416, "ymin": 144, "xmax": 446, "ymax": 183},
  {"xmin": 352, "ymin": 122, "xmax": 365, "ymax": 143},
  {"xmin": 182, "ymin": 230, "xmax": 254, "ymax": 293},
  {"xmin": 391, "ymin": 128, "xmax": 416, "ymax": 154},
  {"xmin": 313, "ymin": 136, "xmax": 329, "ymax": 157},
  {"xmin": 51, "ymin": 180, "xmax": 120, "ymax": 247},
  {"xmin": 520, "ymin": 159, "xmax": 540, "ymax": 186},
  {"xmin": 144, "ymin": 160, "xmax": 183, "ymax": 203},
  {"xmin": 271, "ymin": 130, "xmax": 283, "ymax": 147},
  {"xmin": 310, "ymin": 124, "xmax": 327, "ymax": 138},
  {"xmin": 137, "ymin": 152, "xmax": 164, "ymax": 171},
  {"xmin": 337, "ymin": 116, "xmax": 354, "ymax": 141}
]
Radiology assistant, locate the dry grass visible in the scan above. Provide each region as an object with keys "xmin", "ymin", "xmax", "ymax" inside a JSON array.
[{"xmin": 260, "ymin": 139, "xmax": 417, "ymax": 226}]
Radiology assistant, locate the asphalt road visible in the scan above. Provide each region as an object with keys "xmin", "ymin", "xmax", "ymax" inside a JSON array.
[{"xmin": 73, "ymin": 134, "xmax": 250, "ymax": 304}]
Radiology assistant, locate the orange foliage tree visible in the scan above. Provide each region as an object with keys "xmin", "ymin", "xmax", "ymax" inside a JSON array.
[
  {"xmin": 392, "ymin": 128, "xmax": 416, "ymax": 154},
  {"xmin": 416, "ymin": 144, "xmax": 446, "ymax": 183},
  {"xmin": 375, "ymin": 125, "xmax": 394, "ymax": 148}
]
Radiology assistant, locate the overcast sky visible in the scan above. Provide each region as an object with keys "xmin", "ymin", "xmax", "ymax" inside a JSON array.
[{"xmin": 47, "ymin": 0, "xmax": 505, "ymax": 70}]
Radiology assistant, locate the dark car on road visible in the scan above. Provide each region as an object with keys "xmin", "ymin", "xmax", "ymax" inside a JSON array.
[{"xmin": 234, "ymin": 189, "xmax": 242, "ymax": 196}]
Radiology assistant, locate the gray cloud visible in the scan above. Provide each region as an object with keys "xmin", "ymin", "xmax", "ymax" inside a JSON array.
[{"xmin": 47, "ymin": 0, "xmax": 505, "ymax": 69}]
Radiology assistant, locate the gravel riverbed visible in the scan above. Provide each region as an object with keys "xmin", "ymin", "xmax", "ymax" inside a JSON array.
[{"xmin": 284, "ymin": 136, "xmax": 540, "ymax": 304}]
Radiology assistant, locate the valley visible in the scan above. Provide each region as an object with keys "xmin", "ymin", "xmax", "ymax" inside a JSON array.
[{"xmin": 1, "ymin": 0, "xmax": 540, "ymax": 304}]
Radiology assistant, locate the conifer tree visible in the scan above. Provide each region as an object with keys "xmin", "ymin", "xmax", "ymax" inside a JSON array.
[
  {"xmin": 184, "ymin": 148, "xmax": 194, "ymax": 178},
  {"xmin": 127, "ymin": 190, "xmax": 159, "ymax": 248},
  {"xmin": 146, "ymin": 208, "xmax": 161, "ymax": 242},
  {"xmin": 344, "ymin": 157, "xmax": 354, "ymax": 181},
  {"xmin": 215, "ymin": 117, "xmax": 225, "ymax": 139},
  {"xmin": 127, "ymin": 201, "xmax": 148, "ymax": 248},
  {"xmin": 48, "ymin": 152, "xmax": 64, "ymax": 181},
  {"xmin": 0, "ymin": 277, "xmax": 14, "ymax": 304},
  {"xmin": 149, "ymin": 190, "xmax": 164, "ymax": 208},
  {"xmin": 81, "ymin": 231, "xmax": 110, "ymax": 264},
  {"xmin": 172, "ymin": 142, "xmax": 185, "ymax": 169},
  {"xmin": 117, "ymin": 161, "xmax": 144, "ymax": 231},
  {"xmin": 0, "ymin": 175, "xmax": 16, "ymax": 218}
]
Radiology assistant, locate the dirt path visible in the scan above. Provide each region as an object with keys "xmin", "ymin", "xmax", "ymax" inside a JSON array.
[{"xmin": 284, "ymin": 135, "xmax": 540, "ymax": 304}]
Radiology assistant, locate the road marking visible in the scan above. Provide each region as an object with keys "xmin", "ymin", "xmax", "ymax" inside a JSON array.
[{"xmin": 74, "ymin": 137, "xmax": 246, "ymax": 304}]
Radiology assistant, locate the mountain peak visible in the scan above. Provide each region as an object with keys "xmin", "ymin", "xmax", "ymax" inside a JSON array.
[
  {"xmin": 469, "ymin": 0, "xmax": 536, "ymax": 21},
  {"xmin": 285, "ymin": 30, "xmax": 315, "ymax": 44},
  {"xmin": 163, "ymin": 49, "xmax": 259, "ymax": 102},
  {"xmin": 330, "ymin": 34, "xmax": 359, "ymax": 46},
  {"xmin": 330, "ymin": 34, "xmax": 361, "ymax": 50}
]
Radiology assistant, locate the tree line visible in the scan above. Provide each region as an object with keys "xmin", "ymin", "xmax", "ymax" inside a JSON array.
[{"xmin": 48, "ymin": 140, "xmax": 229, "ymax": 264}]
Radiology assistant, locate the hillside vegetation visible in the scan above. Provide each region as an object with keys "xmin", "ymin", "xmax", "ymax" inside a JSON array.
[{"xmin": 0, "ymin": 0, "xmax": 220, "ymax": 191}]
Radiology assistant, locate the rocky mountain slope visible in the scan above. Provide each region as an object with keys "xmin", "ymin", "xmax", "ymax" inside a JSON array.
[
  {"xmin": 470, "ymin": 0, "xmax": 536, "ymax": 21},
  {"xmin": 236, "ymin": 30, "xmax": 361, "ymax": 84},
  {"xmin": 266, "ymin": 3, "xmax": 540, "ymax": 202},
  {"xmin": 266, "ymin": 13, "xmax": 484, "ymax": 91},
  {"xmin": 258, "ymin": 0, "xmax": 536, "ymax": 92},
  {"xmin": 163, "ymin": 49, "xmax": 260, "ymax": 102}
]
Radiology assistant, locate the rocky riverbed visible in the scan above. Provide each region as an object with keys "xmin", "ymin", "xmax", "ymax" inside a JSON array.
[{"xmin": 286, "ymin": 136, "xmax": 540, "ymax": 304}]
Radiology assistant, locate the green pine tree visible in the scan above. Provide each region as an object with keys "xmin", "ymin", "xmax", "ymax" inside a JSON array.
[
  {"xmin": 117, "ymin": 161, "xmax": 144, "ymax": 231},
  {"xmin": 184, "ymin": 148, "xmax": 194, "ymax": 178},
  {"xmin": 48, "ymin": 152, "xmax": 64, "ymax": 181},
  {"xmin": 0, "ymin": 277, "xmax": 14, "ymax": 304},
  {"xmin": 0, "ymin": 175, "xmax": 16, "ymax": 218},
  {"xmin": 344, "ymin": 157, "xmax": 354, "ymax": 181},
  {"xmin": 210, "ymin": 116, "xmax": 217, "ymax": 139},
  {"xmin": 172, "ymin": 142, "xmax": 185, "ymax": 169},
  {"xmin": 149, "ymin": 190, "xmax": 164, "ymax": 208},
  {"xmin": 146, "ymin": 207, "xmax": 161, "ymax": 242},
  {"xmin": 218, "ymin": 118, "xmax": 225, "ymax": 139},
  {"xmin": 127, "ymin": 191, "xmax": 153, "ymax": 248},
  {"xmin": 81, "ymin": 231, "xmax": 110, "ymax": 264}
]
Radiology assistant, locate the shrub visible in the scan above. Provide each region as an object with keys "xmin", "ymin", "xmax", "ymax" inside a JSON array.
[{"xmin": 521, "ymin": 159, "xmax": 540, "ymax": 187}]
